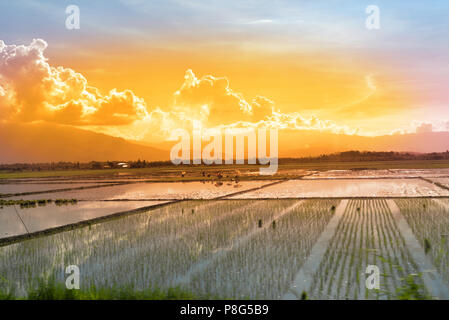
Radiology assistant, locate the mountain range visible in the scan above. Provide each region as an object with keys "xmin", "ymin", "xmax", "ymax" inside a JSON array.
[{"xmin": 2, "ymin": 122, "xmax": 449, "ymax": 163}]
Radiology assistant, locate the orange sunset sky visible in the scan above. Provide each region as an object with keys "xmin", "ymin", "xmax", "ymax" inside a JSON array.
[{"xmin": 1, "ymin": 0, "xmax": 449, "ymax": 152}]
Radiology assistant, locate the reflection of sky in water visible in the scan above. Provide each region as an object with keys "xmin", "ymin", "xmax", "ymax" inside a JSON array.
[
  {"xmin": 430, "ymin": 178, "xmax": 449, "ymax": 188},
  {"xmin": 0, "ymin": 201, "xmax": 166, "ymax": 237},
  {"xmin": 306, "ymin": 169, "xmax": 449, "ymax": 179},
  {"xmin": 232, "ymin": 179, "xmax": 449, "ymax": 198},
  {"xmin": 0, "ymin": 207, "xmax": 28, "ymax": 237},
  {"xmin": 10, "ymin": 181, "xmax": 273, "ymax": 200},
  {"xmin": 0, "ymin": 200, "xmax": 270, "ymax": 294},
  {"xmin": 0, "ymin": 183, "xmax": 103, "ymax": 195}
]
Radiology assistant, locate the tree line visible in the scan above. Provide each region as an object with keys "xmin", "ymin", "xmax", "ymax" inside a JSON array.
[{"xmin": 1, "ymin": 150, "xmax": 449, "ymax": 172}]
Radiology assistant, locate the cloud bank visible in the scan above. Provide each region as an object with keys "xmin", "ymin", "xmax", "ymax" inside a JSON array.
[
  {"xmin": 172, "ymin": 69, "xmax": 274, "ymax": 125},
  {"xmin": 169, "ymin": 69, "xmax": 356, "ymax": 134},
  {"xmin": 0, "ymin": 39, "xmax": 362, "ymax": 141},
  {"xmin": 0, "ymin": 39, "xmax": 148, "ymax": 125}
]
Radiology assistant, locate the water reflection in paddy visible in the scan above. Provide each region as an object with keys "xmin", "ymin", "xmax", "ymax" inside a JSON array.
[{"xmin": 11, "ymin": 181, "xmax": 275, "ymax": 200}]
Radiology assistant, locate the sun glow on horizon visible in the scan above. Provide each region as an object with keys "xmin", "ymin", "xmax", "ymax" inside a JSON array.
[{"xmin": 1, "ymin": 0, "xmax": 449, "ymax": 151}]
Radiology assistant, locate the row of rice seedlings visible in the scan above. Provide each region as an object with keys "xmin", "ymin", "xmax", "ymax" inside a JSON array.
[
  {"xmin": 395, "ymin": 199, "xmax": 449, "ymax": 285},
  {"xmin": 310, "ymin": 200, "xmax": 356, "ymax": 299},
  {"xmin": 0, "ymin": 199, "xmax": 77, "ymax": 209},
  {"xmin": 309, "ymin": 199, "xmax": 420, "ymax": 300},
  {"xmin": 361, "ymin": 199, "xmax": 419, "ymax": 299},
  {"xmin": 0, "ymin": 199, "xmax": 286, "ymax": 296},
  {"xmin": 54, "ymin": 199, "xmax": 78, "ymax": 206},
  {"xmin": 186, "ymin": 200, "xmax": 340, "ymax": 299},
  {"xmin": 0, "ymin": 200, "xmax": 242, "ymax": 294}
]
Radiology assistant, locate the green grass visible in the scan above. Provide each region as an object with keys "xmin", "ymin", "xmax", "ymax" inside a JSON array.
[
  {"xmin": 0, "ymin": 167, "xmax": 268, "ymax": 180},
  {"xmin": 0, "ymin": 168, "xmax": 149, "ymax": 179},
  {"xmin": 394, "ymin": 274, "xmax": 432, "ymax": 300},
  {"xmin": 3, "ymin": 277, "xmax": 428, "ymax": 300},
  {"xmin": 0, "ymin": 279, "xmax": 221, "ymax": 300}
]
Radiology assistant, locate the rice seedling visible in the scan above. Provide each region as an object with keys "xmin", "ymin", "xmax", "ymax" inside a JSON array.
[
  {"xmin": 187, "ymin": 200, "xmax": 339, "ymax": 299},
  {"xmin": 308, "ymin": 199, "xmax": 421, "ymax": 300},
  {"xmin": 54, "ymin": 199, "xmax": 78, "ymax": 206},
  {"xmin": 0, "ymin": 200, "xmax": 286, "ymax": 297},
  {"xmin": 395, "ymin": 199, "xmax": 449, "ymax": 286},
  {"xmin": 0, "ymin": 183, "xmax": 101, "ymax": 196},
  {"xmin": 424, "ymin": 238, "xmax": 431, "ymax": 255},
  {"xmin": 0, "ymin": 277, "xmax": 218, "ymax": 300},
  {"xmin": 1, "ymin": 197, "xmax": 443, "ymax": 300},
  {"xmin": 0, "ymin": 199, "xmax": 63, "ymax": 209},
  {"xmin": 394, "ymin": 274, "xmax": 431, "ymax": 300}
]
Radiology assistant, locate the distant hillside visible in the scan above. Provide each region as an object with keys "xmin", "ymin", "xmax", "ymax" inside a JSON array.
[
  {"xmin": 0, "ymin": 122, "xmax": 168, "ymax": 163},
  {"xmin": 138, "ymin": 129, "xmax": 449, "ymax": 158},
  {"xmin": 3, "ymin": 122, "xmax": 449, "ymax": 163},
  {"xmin": 276, "ymin": 130, "xmax": 449, "ymax": 157}
]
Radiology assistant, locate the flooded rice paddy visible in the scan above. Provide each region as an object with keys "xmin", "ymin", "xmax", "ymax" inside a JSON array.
[
  {"xmin": 0, "ymin": 198, "xmax": 448, "ymax": 299},
  {"xmin": 9, "ymin": 181, "xmax": 274, "ymax": 200},
  {"xmin": 0, "ymin": 183, "xmax": 109, "ymax": 196},
  {"xmin": 230, "ymin": 178, "xmax": 449, "ymax": 198},
  {"xmin": 1, "ymin": 169, "xmax": 449, "ymax": 299},
  {"xmin": 0, "ymin": 201, "xmax": 167, "ymax": 238}
]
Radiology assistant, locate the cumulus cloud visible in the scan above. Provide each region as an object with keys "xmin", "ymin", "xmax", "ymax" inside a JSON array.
[
  {"xmin": 412, "ymin": 121, "xmax": 449, "ymax": 134},
  {"xmin": 173, "ymin": 69, "xmax": 273, "ymax": 125},
  {"xmin": 0, "ymin": 39, "xmax": 361, "ymax": 140},
  {"xmin": 169, "ymin": 69, "xmax": 357, "ymax": 134},
  {"xmin": 387, "ymin": 120, "xmax": 449, "ymax": 136},
  {"xmin": 390, "ymin": 129, "xmax": 405, "ymax": 135},
  {"xmin": 0, "ymin": 39, "xmax": 148, "ymax": 125},
  {"xmin": 266, "ymin": 112, "xmax": 357, "ymax": 135},
  {"xmin": 251, "ymin": 96, "xmax": 274, "ymax": 121},
  {"xmin": 415, "ymin": 122, "xmax": 433, "ymax": 134}
]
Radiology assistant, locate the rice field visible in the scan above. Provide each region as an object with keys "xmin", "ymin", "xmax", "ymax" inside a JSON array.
[
  {"xmin": 10, "ymin": 181, "xmax": 274, "ymax": 200},
  {"xmin": 0, "ymin": 200, "xmax": 167, "ymax": 237},
  {"xmin": 303, "ymin": 170, "xmax": 399, "ymax": 179},
  {"xmin": 2, "ymin": 173, "xmax": 449, "ymax": 300},
  {"xmin": 188, "ymin": 200, "xmax": 339, "ymax": 299},
  {"xmin": 395, "ymin": 199, "xmax": 449, "ymax": 286},
  {"xmin": 0, "ymin": 199, "xmax": 342, "ymax": 298},
  {"xmin": 307, "ymin": 199, "xmax": 421, "ymax": 300},
  {"xmin": 390, "ymin": 169, "xmax": 449, "ymax": 178},
  {"xmin": 0, "ymin": 183, "xmax": 107, "ymax": 196},
  {"xmin": 303, "ymin": 169, "xmax": 449, "ymax": 179},
  {"xmin": 230, "ymin": 178, "xmax": 449, "ymax": 198},
  {"xmin": 427, "ymin": 178, "xmax": 449, "ymax": 189}
]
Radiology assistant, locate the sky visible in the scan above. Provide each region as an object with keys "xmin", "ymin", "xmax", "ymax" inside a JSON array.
[{"xmin": 1, "ymin": 0, "xmax": 449, "ymax": 143}]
